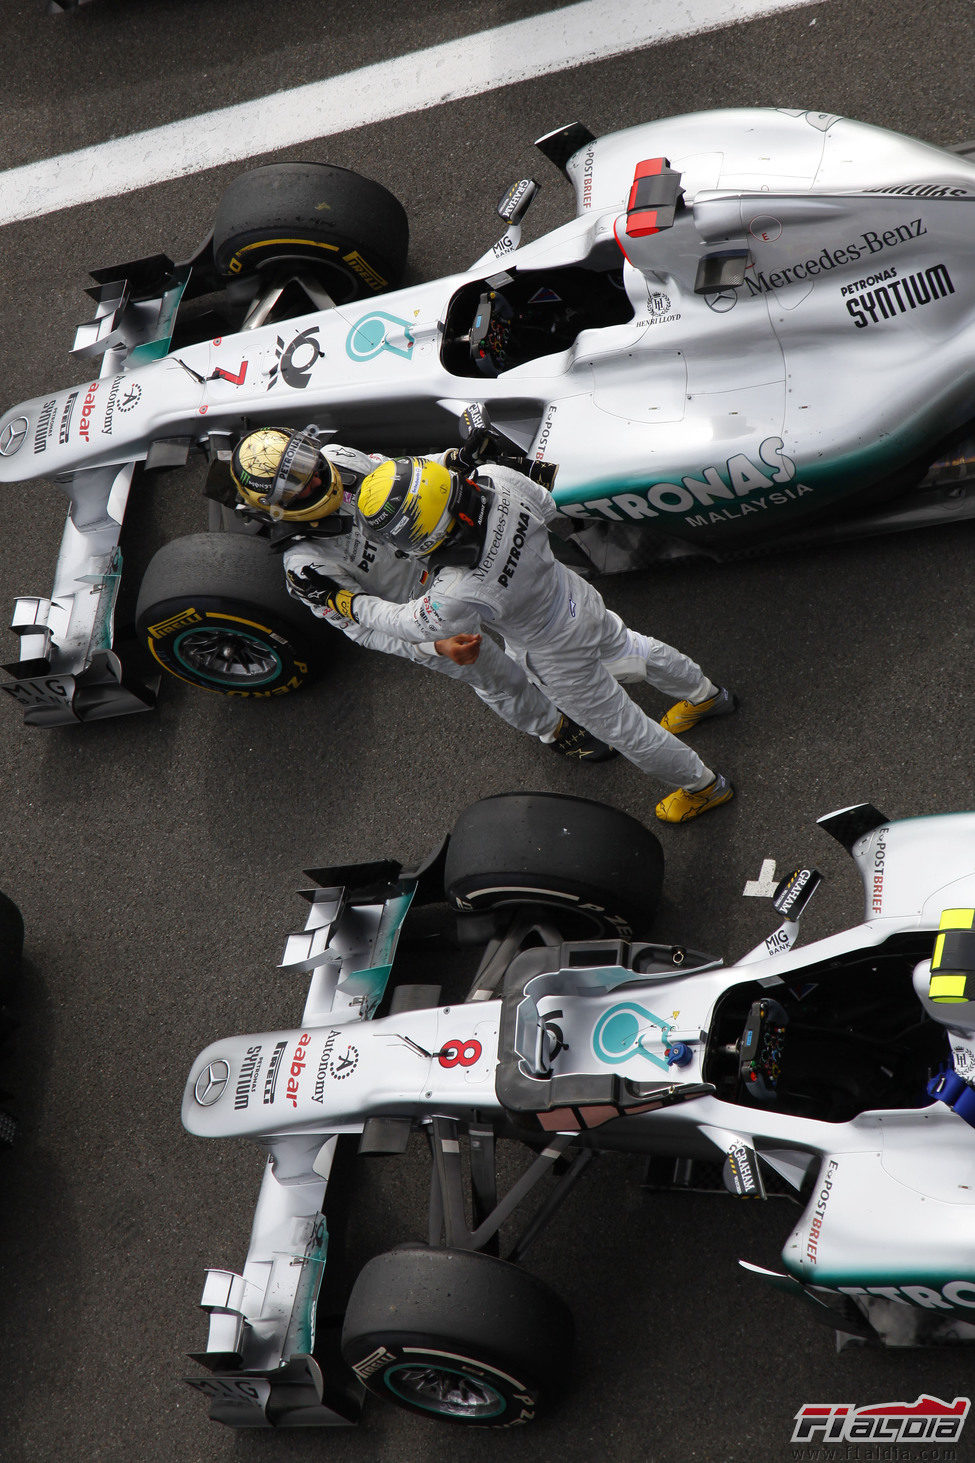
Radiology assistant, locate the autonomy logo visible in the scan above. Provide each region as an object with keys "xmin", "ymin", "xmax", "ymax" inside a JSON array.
[{"xmin": 792, "ymin": 1395, "xmax": 969, "ymax": 1445}]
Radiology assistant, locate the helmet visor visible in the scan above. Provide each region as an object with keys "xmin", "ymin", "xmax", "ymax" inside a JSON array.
[{"xmin": 268, "ymin": 435, "xmax": 323, "ymax": 507}]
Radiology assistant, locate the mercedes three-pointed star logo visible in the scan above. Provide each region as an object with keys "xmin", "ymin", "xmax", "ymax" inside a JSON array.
[
  {"xmin": 704, "ymin": 289, "xmax": 738, "ymax": 314},
  {"xmin": 0, "ymin": 417, "xmax": 29, "ymax": 456},
  {"xmin": 194, "ymin": 1059, "xmax": 230, "ymax": 1106}
]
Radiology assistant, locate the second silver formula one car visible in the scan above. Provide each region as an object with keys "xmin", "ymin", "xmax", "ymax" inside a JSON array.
[
  {"xmin": 2, "ymin": 108, "xmax": 974, "ymax": 722},
  {"xmin": 181, "ymin": 793, "xmax": 975, "ymax": 1431}
]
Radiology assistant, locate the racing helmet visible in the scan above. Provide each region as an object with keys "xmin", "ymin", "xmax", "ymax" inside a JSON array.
[
  {"xmin": 231, "ymin": 427, "xmax": 343, "ymax": 522},
  {"xmin": 356, "ymin": 457, "xmax": 474, "ymax": 556},
  {"xmin": 912, "ymin": 907, "xmax": 975, "ymax": 1031}
]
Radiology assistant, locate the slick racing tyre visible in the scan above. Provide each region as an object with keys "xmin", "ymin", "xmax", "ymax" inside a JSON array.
[
  {"xmin": 212, "ymin": 162, "xmax": 409, "ymax": 302},
  {"xmin": 340, "ymin": 1245, "xmax": 572, "ymax": 1426},
  {"xmin": 444, "ymin": 793, "xmax": 663, "ymax": 939},
  {"xmin": 135, "ymin": 532, "xmax": 323, "ymax": 696}
]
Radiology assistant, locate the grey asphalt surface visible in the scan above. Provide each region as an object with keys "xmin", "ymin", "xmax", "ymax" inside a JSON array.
[{"xmin": 1, "ymin": 2, "xmax": 974, "ymax": 1461}]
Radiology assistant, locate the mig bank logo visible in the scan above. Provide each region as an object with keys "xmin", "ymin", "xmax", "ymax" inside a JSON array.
[{"xmin": 791, "ymin": 1394, "xmax": 969, "ymax": 1447}]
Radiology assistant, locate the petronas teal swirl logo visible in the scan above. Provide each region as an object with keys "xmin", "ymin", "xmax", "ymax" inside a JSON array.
[
  {"xmin": 346, "ymin": 312, "xmax": 415, "ymax": 362},
  {"xmin": 592, "ymin": 1002, "xmax": 673, "ymax": 1071}
]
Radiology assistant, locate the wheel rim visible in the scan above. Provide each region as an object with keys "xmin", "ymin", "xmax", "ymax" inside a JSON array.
[
  {"xmin": 172, "ymin": 626, "xmax": 283, "ymax": 687},
  {"xmin": 384, "ymin": 1363, "xmax": 506, "ymax": 1419}
]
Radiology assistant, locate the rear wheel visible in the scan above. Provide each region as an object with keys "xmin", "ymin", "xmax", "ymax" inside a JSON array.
[
  {"xmin": 341, "ymin": 1245, "xmax": 572, "ymax": 1426},
  {"xmin": 212, "ymin": 162, "xmax": 409, "ymax": 302},
  {"xmin": 135, "ymin": 532, "xmax": 324, "ymax": 696},
  {"xmin": 444, "ymin": 792, "xmax": 663, "ymax": 939}
]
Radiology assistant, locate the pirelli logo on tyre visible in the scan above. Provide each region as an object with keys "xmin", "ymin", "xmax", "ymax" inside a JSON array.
[
  {"xmin": 351, "ymin": 1346, "xmax": 396, "ymax": 1381},
  {"xmin": 146, "ymin": 607, "xmax": 202, "ymax": 638},
  {"xmin": 342, "ymin": 250, "xmax": 388, "ymax": 291}
]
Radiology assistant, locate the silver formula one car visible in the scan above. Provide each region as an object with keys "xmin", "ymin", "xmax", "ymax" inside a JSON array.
[
  {"xmin": 2, "ymin": 108, "xmax": 975, "ymax": 723},
  {"xmin": 182, "ymin": 793, "xmax": 975, "ymax": 1430}
]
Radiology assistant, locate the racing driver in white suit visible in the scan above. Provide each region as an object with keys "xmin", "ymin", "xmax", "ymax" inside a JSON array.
[
  {"xmin": 228, "ymin": 428, "xmax": 612, "ymax": 759},
  {"xmin": 322, "ymin": 455, "xmax": 737, "ymax": 822}
]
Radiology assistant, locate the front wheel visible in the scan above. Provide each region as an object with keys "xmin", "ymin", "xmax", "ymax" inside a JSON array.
[
  {"xmin": 211, "ymin": 162, "xmax": 409, "ymax": 302},
  {"xmin": 135, "ymin": 532, "xmax": 325, "ymax": 696},
  {"xmin": 340, "ymin": 1246, "xmax": 572, "ymax": 1426},
  {"xmin": 444, "ymin": 792, "xmax": 663, "ymax": 939}
]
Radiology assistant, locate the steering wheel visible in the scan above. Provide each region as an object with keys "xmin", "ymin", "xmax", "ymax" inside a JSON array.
[
  {"xmin": 738, "ymin": 997, "xmax": 788, "ymax": 1102},
  {"xmin": 469, "ymin": 290, "xmax": 512, "ymax": 376}
]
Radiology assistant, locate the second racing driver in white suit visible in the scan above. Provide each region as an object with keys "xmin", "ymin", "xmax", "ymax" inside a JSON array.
[
  {"xmin": 328, "ymin": 455, "xmax": 737, "ymax": 822},
  {"xmin": 229, "ymin": 428, "xmax": 611, "ymax": 759}
]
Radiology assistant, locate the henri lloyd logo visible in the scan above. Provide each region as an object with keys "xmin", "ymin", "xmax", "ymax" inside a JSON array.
[{"xmin": 792, "ymin": 1395, "xmax": 969, "ymax": 1448}]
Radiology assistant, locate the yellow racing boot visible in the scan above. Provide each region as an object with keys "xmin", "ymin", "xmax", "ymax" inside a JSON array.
[
  {"xmin": 655, "ymin": 773, "xmax": 734, "ymax": 824},
  {"xmin": 661, "ymin": 686, "xmax": 737, "ymax": 735}
]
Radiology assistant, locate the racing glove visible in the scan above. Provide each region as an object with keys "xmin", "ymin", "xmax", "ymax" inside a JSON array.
[{"xmin": 285, "ymin": 564, "xmax": 360, "ymax": 621}]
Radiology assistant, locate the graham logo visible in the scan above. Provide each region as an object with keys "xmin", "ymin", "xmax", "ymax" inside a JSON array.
[
  {"xmin": 725, "ymin": 1142, "xmax": 760, "ymax": 1195},
  {"xmin": 777, "ymin": 869, "xmax": 813, "ymax": 916},
  {"xmin": 792, "ymin": 1395, "xmax": 969, "ymax": 1445}
]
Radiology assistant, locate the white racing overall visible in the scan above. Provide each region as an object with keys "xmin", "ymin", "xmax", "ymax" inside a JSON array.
[
  {"xmin": 351, "ymin": 464, "xmax": 713, "ymax": 788},
  {"xmin": 281, "ymin": 447, "xmax": 561, "ymax": 739}
]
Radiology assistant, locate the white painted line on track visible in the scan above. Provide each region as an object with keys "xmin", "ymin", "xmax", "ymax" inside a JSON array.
[
  {"xmin": 743, "ymin": 859, "xmax": 779, "ymax": 897},
  {"xmin": 0, "ymin": 0, "xmax": 821, "ymax": 226}
]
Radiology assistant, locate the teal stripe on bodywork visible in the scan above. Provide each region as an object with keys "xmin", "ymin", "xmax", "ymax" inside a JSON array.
[
  {"xmin": 551, "ymin": 404, "xmax": 967, "ymax": 525},
  {"xmin": 337, "ymin": 887, "xmax": 416, "ymax": 1018}
]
